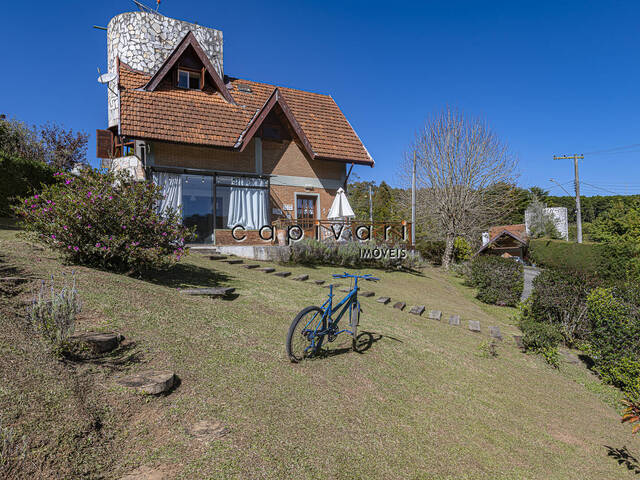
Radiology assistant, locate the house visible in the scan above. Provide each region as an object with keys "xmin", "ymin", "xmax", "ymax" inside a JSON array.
[
  {"xmin": 476, "ymin": 224, "xmax": 528, "ymax": 260},
  {"xmin": 96, "ymin": 11, "xmax": 373, "ymax": 245}
]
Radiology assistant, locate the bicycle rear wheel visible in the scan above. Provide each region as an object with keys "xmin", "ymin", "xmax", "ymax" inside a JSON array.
[{"xmin": 286, "ymin": 306, "xmax": 325, "ymax": 362}]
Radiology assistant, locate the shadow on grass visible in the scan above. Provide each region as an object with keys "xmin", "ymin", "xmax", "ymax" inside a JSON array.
[
  {"xmin": 605, "ymin": 445, "xmax": 640, "ymax": 474},
  {"xmin": 142, "ymin": 262, "xmax": 234, "ymax": 290},
  {"xmin": 315, "ymin": 330, "xmax": 402, "ymax": 359},
  {"xmin": 64, "ymin": 341, "xmax": 144, "ymax": 371}
]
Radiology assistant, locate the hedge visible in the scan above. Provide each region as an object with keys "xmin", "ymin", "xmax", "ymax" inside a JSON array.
[
  {"xmin": 470, "ymin": 255, "xmax": 523, "ymax": 306},
  {"xmin": 528, "ymin": 238, "xmax": 639, "ymax": 280}
]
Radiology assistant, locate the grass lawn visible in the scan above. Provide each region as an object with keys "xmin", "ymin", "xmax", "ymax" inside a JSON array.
[{"xmin": 0, "ymin": 228, "xmax": 636, "ymax": 479}]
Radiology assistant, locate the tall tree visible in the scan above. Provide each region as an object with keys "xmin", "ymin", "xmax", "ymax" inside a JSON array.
[
  {"xmin": 405, "ymin": 107, "xmax": 518, "ymax": 269},
  {"xmin": 40, "ymin": 123, "xmax": 89, "ymax": 171},
  {"xmin": 372, "ymin": 181, "xmax": 397, "ymax": 221}
]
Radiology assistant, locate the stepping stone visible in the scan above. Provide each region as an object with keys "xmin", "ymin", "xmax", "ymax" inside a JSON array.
[
  {"xmin": 70, "ymin": 332, "xmax": 123, "ymax": 354},
  {"xmin": 209, "ymin": 255, "xmax": 227, "ymax": 261},
  {"xmin": 376, "ymin": 297, "xmax": 391, "ymax": 305},
  {"xmin": 313, "ymin": 280, "xmax": 325, "ymax": 285},
  {"xmin": 360, "ymin": 291, "xmax": 375, "ymax": 298},
  {"xmin": 225, "ymin": 259, "xmax": 243, "ymax": 265},
  {"xmin": 117, "ymin": 370, "xmax": 175, "ymax": 395},
  {"xmin": 323, "ymin": 283, "xmax": 341, "ymax": 289},
  {"xmin": 0, "ymin": 277, "xmax": 29, "ymax": 284},
  {"xmin": 488, "ymin": 326, "xmax": 502, "ymax": 340},
  {"xmin": 274, "ymin": 271, "xmax": 291, "ymax": 278},
  {"xmin": 243, "ymin": 264, "xmax": 260, "ymax": 269},
  {"xmin": 179, "ymin": 287, "xmax": 235, "ymax": 298},
  {"xmin": 448, "ymin": 314, "xmax": 460, "ymax": 326},
  {"xmin": 188, "ymin": 420, "xmax": 229, "ymax": 442},
  {"xmin": 259, "ymin": 267, "xmax": 275, "ymax": 273},
  {"xmin": 293, "ymin": 274, "xmax": 309, "ymax": 281},
  {"xmin": 559, "ymin": 348, "xmax": 580, "ymax": 364},
  {"xmin": 409, "ymin": 305, "xmax": 425, "ymax": 316},
  {"xmin": 393, "ymin": 302, "xmax": 406, "ymax": 311},
  {"xmin": 513, "ymin": 335, "xmax": 525, "ymax": 350},
  {"xmin": 428, "ymin": 310, "xmax": 442, "ymax": 321},
  {"xmin": 468, "ymin": 320, "xmax": 481, "ymax": 333}
]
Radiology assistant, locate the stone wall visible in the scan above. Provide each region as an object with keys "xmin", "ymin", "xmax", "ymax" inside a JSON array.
[
  {"xmin": 525, "ymin": 206, "xmax": 569, "ymax": 240},
  {"xmin": 106, "ymin": 11, "xmax": 223, "ymax": 127}
]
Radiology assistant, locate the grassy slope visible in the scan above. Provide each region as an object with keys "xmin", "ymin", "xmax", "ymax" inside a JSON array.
[{"xmin": 0, "ymin": 228, "xmax": 635, "ymax": 479}]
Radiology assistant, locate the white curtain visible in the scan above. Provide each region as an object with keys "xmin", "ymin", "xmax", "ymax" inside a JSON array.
[
  {"xmin": 227, "ymin": 177, "xmax": 268, "ymax": 230},
  {"xmin": 152, "ymin": 172, "xmax": 182, "ymax": 216}
]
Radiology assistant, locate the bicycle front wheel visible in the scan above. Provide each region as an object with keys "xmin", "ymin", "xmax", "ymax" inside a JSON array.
[{"xmin": 286, "ymin": 306, "xmax": 325, "ymax": 362}]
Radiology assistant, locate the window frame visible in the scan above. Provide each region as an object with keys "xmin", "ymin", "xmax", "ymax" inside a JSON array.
[{"xmin": 177, "ymin": 68, "xmax": 202, "ymax": 90}]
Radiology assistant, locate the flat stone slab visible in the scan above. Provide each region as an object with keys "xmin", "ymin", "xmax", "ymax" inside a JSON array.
[
  {"xmin": 179, "ymin": 287, "xmax": 235, "ymax": 298},
  {"xmin": 376, "ymin": 297, "xmax": 391, "ymax": 304},
  {"xmin": 360, "ymin": 291, "xmax": 375, "ymax": 297},
  {"xmin": 225, "ymin": 259, "xmax": 243, "ymax": 265},
  {"xmin": 488, "ymin": 326, "xmax": 502, "ymax": 340},
  {"xmin": 393, "ymin": 302, "xmax": 406, "ymax": 311},
  {"xmin": 208, "ymin": 255, "xmax": 227, "ymax": 261},
  {"xmin": 274, "ymin": 271, "xmax": 291, "ymax": 277},
  {"xmin": 428, "ymin": 310, "xmax": 442, "ymax": 321},
  {"xmin": 323, "ymin": 283, "xmax": 342, "ymax": 289},
  {"xmin": 468, "ymin": 320, "xmax": 481, "ymax": 333},
  {"xmin": 117, "ymin": 370, "xmax": 175, "ymax": 395},
  {"xmin": 293, "ymin": 274, "xmax": 309, "ymax": 281},
  {"xmin": 70, "ymin": 332, "xmax": 122, "ymax": 353},
  {"xmin": 409, "ymin": 305, "xmax": 425, "ymax": 316},
  {"xmin": 448, "ymin": 314, "xmax": 460, "ymax": 326},
  {"xmin": 0, "ymin": 276, "xmax": 29, "ymax": 284},
  {"xmin": 559, "ymin": 348, "xmax": 580, "ymax": 364},
  {"xmin": 188, "ymin": 420, "xmax": 229, "ymax": 442},
  {"xmin": 513, "ymin": 335, "xmax": 525, "ymax": 350},
  {"xmin": 259, "ymin": 267, "xmax": 275, "ymax": 273},
  {"xmin": 313, "ymin": 280, "xmax": 325, "ymax": 285},
  {"xmin": 242, "ymin": 264, "xmax": 260, "ymax": 269}
]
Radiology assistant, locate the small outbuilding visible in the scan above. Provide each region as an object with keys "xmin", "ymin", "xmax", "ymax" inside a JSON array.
[{"xmin": 476, "ymin": 224, "xmax": 528, "ymax": 260}]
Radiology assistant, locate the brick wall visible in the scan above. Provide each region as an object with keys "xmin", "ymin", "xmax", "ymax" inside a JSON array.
[
  {"xmin": 262, "ymin": 140, "xmax": 345, "ymax": 180},
  {"xmin": 152, "ymin": 139, "xmax": 255, "ymax": 172}
]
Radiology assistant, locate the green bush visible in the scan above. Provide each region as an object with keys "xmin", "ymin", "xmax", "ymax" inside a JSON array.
[
  {"xmin": 469, "ymin": 255, "xmax": 523, "ymax": 306},
  {"xmin": 528, "ymin": 238, "xmax": 639, "ymax": 281},
  {"xmin": 416, "ymin": 240, "xmax": 445, "ymax": 265},
  {"xmin": 288, "ymin": 238, "xmax": 421, "ymax": 270},
  {"xmin": 525, "ymin": 268, "xmax": 601, "ymax": 344},
  {"xmin": 586, "ymin": 287, "xmax": 640, "ymax": 399},
  {"xmin": 0, "ymin": 152, "xmax": 55, "ymax": 217},
  {"xmin": 453, "ymin": 237, "xmax": 472, "ymax": 262},
  {"xmin": 13, "ymin": 168, "xmax": 195, "ymax": 274},
  {"xmin": 519, "ymin": 315, "xmax": 563, "ymax": 351}
]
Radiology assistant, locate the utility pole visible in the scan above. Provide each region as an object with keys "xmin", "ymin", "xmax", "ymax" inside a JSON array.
[
  {"xmin": 411, "ymin": 151, "xmax": 416, "ymax": 249},
  {"xmin": 368, "ymin": 182, "xmax": 373, "ymax": 223},
  {"xmin": 553, "ymin": 154, "xmax": 584, "ymax": 243}
]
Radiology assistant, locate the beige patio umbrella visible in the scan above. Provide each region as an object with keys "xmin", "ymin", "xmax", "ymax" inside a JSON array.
[{"xmin": 327, "ymin": 187, "xmax": 355, "ymax": 220}]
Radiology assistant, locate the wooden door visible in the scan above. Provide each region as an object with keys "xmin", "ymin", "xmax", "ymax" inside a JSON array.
[{"xmin": 296, "ymin": 195, "xmax": 317, "ymax": 230}]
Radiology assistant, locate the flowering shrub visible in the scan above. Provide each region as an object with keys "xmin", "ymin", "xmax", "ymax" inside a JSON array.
[{"xmin": 14, "ymin": 168, "xmax": 194, "ymax": 273}]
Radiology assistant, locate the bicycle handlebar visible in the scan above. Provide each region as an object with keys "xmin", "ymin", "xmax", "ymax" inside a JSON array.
[{"xmin": 332, "ymin": 272, "xmax": 379, "ymax": 282}]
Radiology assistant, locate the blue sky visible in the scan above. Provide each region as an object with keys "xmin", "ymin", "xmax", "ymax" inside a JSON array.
[{"xmin": 2, "ymin": 1, "xmax": 640, "ymax": 195}]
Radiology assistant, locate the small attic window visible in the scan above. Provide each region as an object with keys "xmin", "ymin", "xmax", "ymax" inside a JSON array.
[
  {"xmin": 237, "ymin": 83, "xmax": 252, "ymax": 93},
  {"xmin": 178, "ymin": 69, "xmax": 201, "ymax": 90}
]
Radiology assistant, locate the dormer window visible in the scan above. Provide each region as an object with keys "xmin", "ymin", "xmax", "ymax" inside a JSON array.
[{"xmin": 178, "ymin": 69, "xmax": 201, "ymax": 90}]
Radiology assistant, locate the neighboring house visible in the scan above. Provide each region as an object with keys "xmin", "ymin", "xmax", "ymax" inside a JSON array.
[
  {"xmin": 477, "ymin": 224, "xmax": 528, "ymax": 260},
  {"xmin": 96, "ymin": 11, "xmax": 373, "ymax": 245}
]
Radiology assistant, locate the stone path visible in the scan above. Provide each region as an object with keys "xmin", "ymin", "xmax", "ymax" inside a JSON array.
[
  {"xmin": 179, "ymin": 287, "xmax": 235, "ymax": 298},
  {"xmin": 70, "ymin": 332, "xmax": 123, "ymax": 354},
  {"xmin": 117, "ymin": 371, "xmax": 175, "ymax": 395},
  {"xmin": 376, "ymin": 297, "xmax": 390, "ymax": 305}
]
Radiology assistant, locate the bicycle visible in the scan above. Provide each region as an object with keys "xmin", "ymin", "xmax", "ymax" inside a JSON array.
[{"xmin": 286, "ymin": 272, "xmax": 379, "ymax": 362}]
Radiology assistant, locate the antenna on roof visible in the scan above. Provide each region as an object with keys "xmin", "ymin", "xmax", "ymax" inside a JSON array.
[{"xmin": 132, "ymin": 0, "xmax": 159, "ymax": 13}]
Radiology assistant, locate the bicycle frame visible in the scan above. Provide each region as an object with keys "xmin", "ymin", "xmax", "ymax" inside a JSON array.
[{"xmin": 301, "ymin": 278, "xmax": 361, "ymax": 355}]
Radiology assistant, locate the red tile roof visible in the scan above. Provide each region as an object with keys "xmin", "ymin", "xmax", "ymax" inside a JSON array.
[
  {"xmin": 118, "ymin": 62, "xmax": 373, "ymax": 166},
  {"xmin": 488, "ymin": 224, "xmax": 527, "ymax": 242}
]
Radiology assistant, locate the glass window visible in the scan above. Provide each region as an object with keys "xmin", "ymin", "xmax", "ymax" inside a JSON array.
[
  {"xmin": 177, "ymin": 69, "xmax": 201, "ymax": 90},
  {"xmin": 181, "ymin": 175, "xmax": 213, "ymax": 243}
]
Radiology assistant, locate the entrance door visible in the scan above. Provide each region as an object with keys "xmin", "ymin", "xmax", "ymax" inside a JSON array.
[
  {"xmin": 182, "ymin": 175, "xmax": 213, "ymax": 243},
  {"xmin": 296, "ymin": 195, "xmax": 317, "ymax": 230}
]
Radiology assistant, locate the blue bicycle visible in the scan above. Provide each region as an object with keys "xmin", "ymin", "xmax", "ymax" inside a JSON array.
[{"xmin": 286, "ymin": 272, "xmax": 379, "ymax": 362}]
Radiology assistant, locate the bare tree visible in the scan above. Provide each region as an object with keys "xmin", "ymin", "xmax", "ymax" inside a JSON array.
[{"xmin": 405, "ymin": 108, "xmax": 519, "ymax": 269}]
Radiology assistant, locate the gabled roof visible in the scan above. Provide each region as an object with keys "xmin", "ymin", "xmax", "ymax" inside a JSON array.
[
  {"xmin": 235, "ymin": 88, "xmax": 315, "ymax": 159},
  {"xmin": 117, "ymin": 61, "xmax": 374, "ymax": 166},
  {"xmin": 489, "ymin": 224, "xmax": 527, "ymax": 242},
  {"xmin": 143, "ymin": 31, "xmax": 235, "ymax": 105},
  {"xmin": 475, "ymin": 229, "xmax": 528, "ymax": 256}
]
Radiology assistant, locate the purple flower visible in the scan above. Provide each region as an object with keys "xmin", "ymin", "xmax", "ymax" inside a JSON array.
[
  {"xmin": 63, "ymin": 225, "xmax": 68, "ymax": 230},
  {"xmin": 34, "ymin": 194, "xmax": 39, "ymax": 199},
  {"xmin": 95, "ymin": 243, "xmax": 101, "ymax": 248},
  {"xmin": 73, "ymin": 246, "xmax": 79, "ymax": 252},
  {"xmin": 65, "ymin": 179, "xmax": 72, "ymax": 185},
  {"xmin": 122, "ymin": 225, "xmax": 126, "ymax": 229},
  {"xmin": 51, "ymin": 234, "xmax": 56, "ymax": 239}
]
